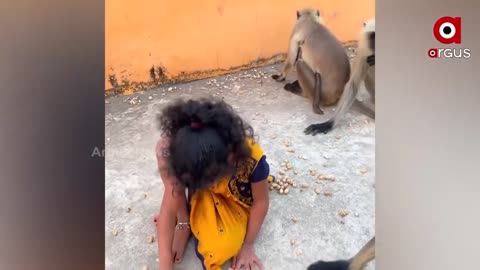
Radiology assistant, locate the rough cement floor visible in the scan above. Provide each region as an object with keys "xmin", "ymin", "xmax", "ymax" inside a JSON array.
[{"xmin": 105, "ymin": 63, "xmax": 375, "ymax": 270}]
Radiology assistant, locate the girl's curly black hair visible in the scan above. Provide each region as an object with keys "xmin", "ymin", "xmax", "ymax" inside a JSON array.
[{"xmin": 157, "ymin": 97, "xmax": 255, "ymax": 191}]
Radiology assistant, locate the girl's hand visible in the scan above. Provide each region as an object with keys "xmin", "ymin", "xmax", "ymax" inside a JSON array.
[
  {"xmin": 232, "ymin": 244, "xmax": 264, "ymax": 270},
  {"xmin": 158, "ymin": 261, "xmax": 173, "ymax": 270}
]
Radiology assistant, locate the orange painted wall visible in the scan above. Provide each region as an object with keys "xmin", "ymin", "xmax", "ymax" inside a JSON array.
[{"xmin": 105, "ymin": 0, "xmax": 375, "ymax": 91}]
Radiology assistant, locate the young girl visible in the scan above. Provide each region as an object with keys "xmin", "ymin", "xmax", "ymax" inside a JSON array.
[{"xmin": 154, "ymin": 98, "xmax": 273, "ymax": 270}]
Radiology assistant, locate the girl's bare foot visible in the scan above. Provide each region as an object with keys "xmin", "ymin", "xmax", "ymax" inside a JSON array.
[{"xmin": 172, "ymin": 225, "xmax": 191, "ymax": 264}]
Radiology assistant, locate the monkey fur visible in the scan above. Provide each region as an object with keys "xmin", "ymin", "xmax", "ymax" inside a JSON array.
[
  {"xmin": 272, "ymin": 8, "xmax": 351, "ymax": 115},
  {"xmin": 305, "ymin": 18, "xmax": 375, "ymax": 136}
]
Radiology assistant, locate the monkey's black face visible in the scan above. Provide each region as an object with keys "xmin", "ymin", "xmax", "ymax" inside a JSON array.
[
  {"xmin": 368, "ymin": 31, "xmax": 375, "ymax": 53},
  {"xmin": 306, "ymin": 260, "xmax": 351, "ymax": 270}
]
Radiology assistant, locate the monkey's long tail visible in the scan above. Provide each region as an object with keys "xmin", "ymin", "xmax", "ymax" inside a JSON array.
[{"xmin": 348, "ymin": 236, "xmax": 375, "ymax": 270}]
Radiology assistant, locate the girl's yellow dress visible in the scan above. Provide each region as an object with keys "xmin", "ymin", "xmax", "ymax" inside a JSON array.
[{"xmin": 188, "ymin": 139, "xmax": 273, "ymax": 270}]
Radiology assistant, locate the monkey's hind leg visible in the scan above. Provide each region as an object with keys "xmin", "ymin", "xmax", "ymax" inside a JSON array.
[
  {"xmin": 295, "ymin": 60, "xmax": 324, "ymax": 115},
  {"xmin": 283, "ymin": 80, "xmax": 303, "ymax": 95},
  {"xmin": 272, "ymin": 39, "xmax": 303, "ymax": 82}
]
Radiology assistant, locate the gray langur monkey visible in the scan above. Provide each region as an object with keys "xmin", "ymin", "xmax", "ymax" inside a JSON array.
[
  {"xmin": 272, "ymin": 8, "xmax": 351, "ymax": 116},
  {"xmin": 304, "ymin": 18, "xmax": 375, "ymax": 135}
]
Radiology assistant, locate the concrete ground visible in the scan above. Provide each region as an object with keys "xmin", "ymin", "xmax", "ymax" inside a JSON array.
[{"xmin": 105, "ymin": 63, "xmax": 375, "ymax": 270}]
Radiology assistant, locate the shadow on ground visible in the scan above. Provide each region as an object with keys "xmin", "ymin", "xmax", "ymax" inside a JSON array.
[{"xmin": 105, "ymin": 63, "xmax": 375, "ymax": 270}]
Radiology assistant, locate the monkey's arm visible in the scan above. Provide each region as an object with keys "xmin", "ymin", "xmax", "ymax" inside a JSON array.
[
  {"xmin": 349, "ymin": 237, "xmax": 375, "ymax": 270},
  {"xmin": 364, "ymin": 67, "xmax": 375, "ymax": 104},
  {"xmin": 284, "ymin": 35, "xmax": 303, "ymax": 72},
  {"xmin": 352, "ymin": 99, "xmax": 375, "ymax": 119},
  {"xmin": 272, "ymin": 34, "xmax": 301, "ymax": 82}
]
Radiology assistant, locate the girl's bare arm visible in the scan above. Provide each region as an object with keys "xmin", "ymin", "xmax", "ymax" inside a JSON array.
[
  {"xmin": 243, "ymin": 180, "xmax": 270, "ymax": 246},
  {"xmin": 155, "ymin": 138, "xmax": 187, "ymax": 269}
]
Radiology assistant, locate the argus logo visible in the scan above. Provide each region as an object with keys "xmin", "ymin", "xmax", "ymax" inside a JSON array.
[
  {"xmin": 433, "ymin": 16, "xmax": 461, "ymax": 44},
  {"xmin": 428, "ymin": 16, "xmax": 471, "ymax": 59}
]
